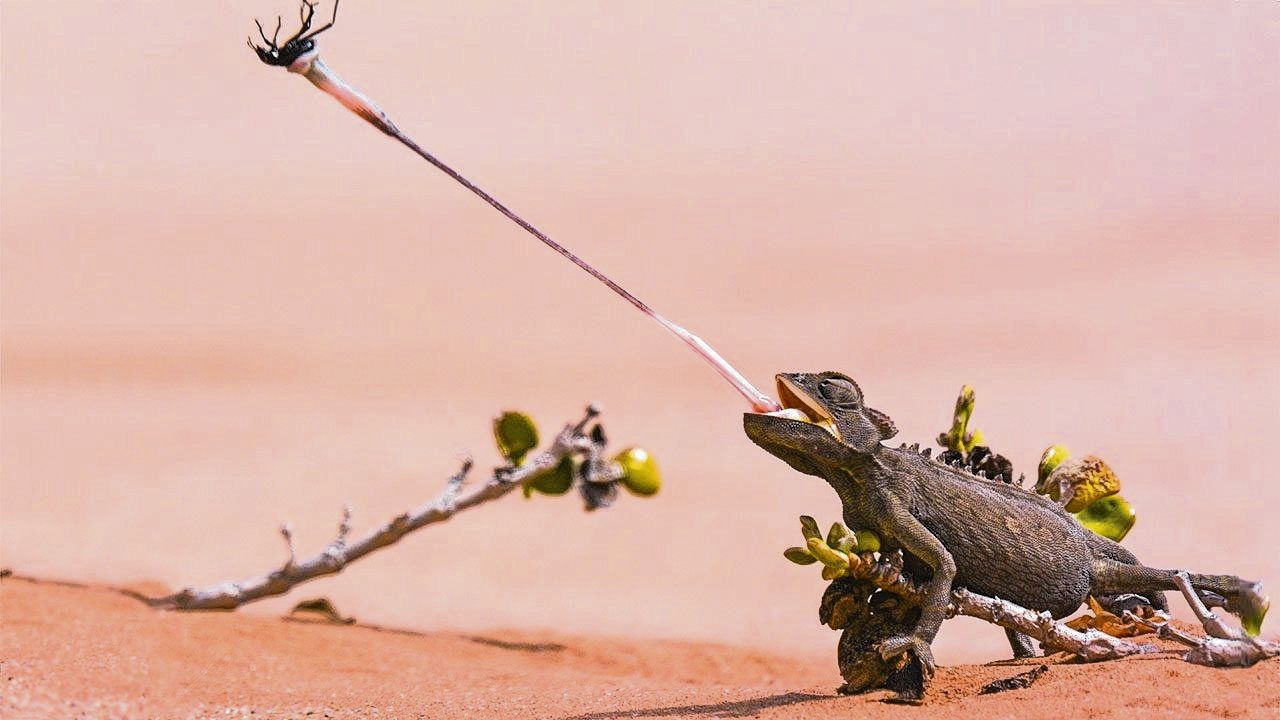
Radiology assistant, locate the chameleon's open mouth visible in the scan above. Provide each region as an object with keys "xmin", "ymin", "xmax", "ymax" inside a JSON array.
[{"xmin": 762, "ymin": 374, "xmax": 842, "ymax": 440}]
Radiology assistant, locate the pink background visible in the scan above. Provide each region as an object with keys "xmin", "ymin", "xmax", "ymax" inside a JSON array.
[{"xmin": 3, "ymin": 2, "xmax": 1277, "ymax": 662}]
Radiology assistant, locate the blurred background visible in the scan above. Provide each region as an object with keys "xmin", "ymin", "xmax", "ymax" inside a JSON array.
[{"xmin": 2, "ymin": 2, "xmax": 1276, "ymax": 663}]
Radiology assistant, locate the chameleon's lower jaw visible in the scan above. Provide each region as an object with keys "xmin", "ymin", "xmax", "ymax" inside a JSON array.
[
  {"xmin": 764, "ymin": 408, "xmax": 841, "ymax": 440},
  {"xmin": 765, "ymin": 376, "xmax": 842, "ymax": 441}
]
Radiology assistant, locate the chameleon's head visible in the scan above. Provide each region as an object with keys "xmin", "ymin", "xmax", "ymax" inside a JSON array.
[{"xmin": 742, "ymin": 372, "xmax": 898, "ymax": 477}]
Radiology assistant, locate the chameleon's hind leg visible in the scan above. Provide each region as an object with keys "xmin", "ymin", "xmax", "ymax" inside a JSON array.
[
  {"xmin": 1005, "ymin": 629, "xmax": 1038, "ymax": 659},
  {"xmin": 1091, "ymin": 559, "xmax": 1268, "ymax": 635}
]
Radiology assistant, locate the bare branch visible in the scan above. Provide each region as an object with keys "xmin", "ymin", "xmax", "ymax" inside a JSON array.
[
  {"xmin": 145, "ymin": 406, "xmax": 609, "ymax": 611},
  {"xmin": 846, "ymin": 548, "xmax": 925, "ymax": 603},
  {"xmin": 948, "ymin": 588, "xmax": 1157, "ymax": 661},
  {"xmin": 1182, "ymin": 635, "xmax": 1280, "ymax": 667},
  {"xmin": 1174, "ymin": 571, "xmax": 1240, "ymax": 640},
  {"xmin": 1125, "ymin": 610, "xmax": 1202, "ymax": 647}
]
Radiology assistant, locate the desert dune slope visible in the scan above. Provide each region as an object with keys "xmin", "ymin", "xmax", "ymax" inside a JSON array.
[{"xmin": 2, "ymin": 576, "xmax": 1277, "ymax": 720}]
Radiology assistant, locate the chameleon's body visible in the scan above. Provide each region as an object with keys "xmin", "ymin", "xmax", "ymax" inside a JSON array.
[{"xmin": 744, "ymin": 371, "xmax": 1263, "ymax": 682}]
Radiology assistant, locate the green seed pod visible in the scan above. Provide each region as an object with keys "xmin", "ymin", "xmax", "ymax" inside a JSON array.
[
  {"xmin": 821, "ymin": 564, "xmax": 849, "ymax": 581},
  {"xmin": 523, "ymin": 456, "xmax": 575, "ymax": 498},
  {"xmin": 1037, "ymin": 445, "xmax": 1071, "ymax": 492},
  {"xmin": 494, "ymin": 411, "xmax": 539, "ymax": 466},
  {"xmin": 807, "ymin": 537, "xmax": 850, "ymax": 570},
  {"xmin": 784, "ymin": 546, "xmax": 817, "ymax": 565},
  {"xmin": 826, "ymin": 522, "xmax": 850, "ymax": 548},
  {"xmin": 613, "ymin": 447, "xmax": 661, "ymax": 496},
  {"xmin": 853, "ymin": 529, "xmax": 882, "ymax": 554},
  {"xmin": 834, "ymin": 536, "xmax": 857, "ymax": 555},
  {"xmin": 799, "ymin": 515, "xmax": 822, "ymax": 541},
  {"xmin": 1074, "ymin": 494, "xmax": 1135, "ymax": 542}
]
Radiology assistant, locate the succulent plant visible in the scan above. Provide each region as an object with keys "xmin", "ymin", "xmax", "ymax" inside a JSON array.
[
  {"xmin": 800, "ymin": 515, "xmax": 822, "ymax": 541},
  {"xmin": 1037, "ymin": 444, "xmax": 1070, "ymax": 487},
  {"xmin": 784, "ymin": 518, "xmax": 884, "ymax": 582},
  {"xmin": 937, "ymin": 385, "xmax": 985, "ymax": 454},
  {"xmin": 784, "ymin": 546, "xmax": 818, "ymax": 565},
  {"xmin": 1036, "ymin": 446, "xmax": 1122, "ymax": 514},
  {"xmin": 1074, "ymin": 495, "xmax": 1135, "ymax": 542},
  {"xmin": 854, "ymin": 529, "xmax": 881, "ymax": 554}
]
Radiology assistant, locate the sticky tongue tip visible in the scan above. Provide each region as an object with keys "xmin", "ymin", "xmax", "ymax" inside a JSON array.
[{"xmin": 752, "ymin": 399, "xmax": 783, "ymax": 414}]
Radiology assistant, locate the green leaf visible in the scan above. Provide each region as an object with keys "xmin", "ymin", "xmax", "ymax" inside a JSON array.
[
  {"xmin": 783, "ymin": 546, "xmax": 817, "ymax": 565},
  {"xmin": 807, "ymin": 537, "xmax": 849, "ymax": 570},
  {"xmin": 524, "ymin": 456, "xmax": 575, "ymax": 497},
  {"xmin": 821, "ymin": 565, "xmax": 848, "ymax": 581},
  {"xmin": 494, "ymin": 411, "xmax": 539, "ymax": 465},
  {"xmin": 799, "ymin": 515, "xmax": 822, "ymax": 541},
  {"xmin": 1075, "ymin": 495, "xmax": 1135, "ymax": 542},
  {"xmin": 1037, "ymin": 445, "xmax": 1071, "ymax": 489},
  {"xmin": 853, "ymin": 529, "xmax": 881, "ymax": 554},
  {"xmin": 826, "ymin": 522, "xmax": 850, "ymax": 548}
]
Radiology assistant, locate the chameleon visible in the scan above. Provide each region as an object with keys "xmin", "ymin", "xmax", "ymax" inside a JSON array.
[{"xmin": 743, "ymin": 371, "xmax": 1268, "ymax": 682}]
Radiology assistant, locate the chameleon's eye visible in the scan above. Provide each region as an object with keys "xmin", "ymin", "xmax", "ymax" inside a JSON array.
[{"xmin": 819, "ymin": 378, "xmax": 859, "ymax": 406}]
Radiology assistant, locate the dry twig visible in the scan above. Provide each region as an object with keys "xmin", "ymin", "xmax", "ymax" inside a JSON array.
[
  {"xmin": 948, "ymin": 588, "xmax": 1157, "ymax": 662},
  {"xmin": 1171, "ymin": 572, "xmax": 1280, "ymax": 667},
  {"xmin": 146, "ymin": 406, "xmax": 610, "ymax": 610}
]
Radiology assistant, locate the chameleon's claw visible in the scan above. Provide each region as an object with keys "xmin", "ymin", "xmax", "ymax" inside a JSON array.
[{"xmin": 877, "ymin": 634, "xmax": 936, "ymax": 680}]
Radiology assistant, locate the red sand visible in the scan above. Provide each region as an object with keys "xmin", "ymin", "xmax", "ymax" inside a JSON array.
[{"xmin": 3, "ymin": 576, "xmax": 1278, "ymax": 719}]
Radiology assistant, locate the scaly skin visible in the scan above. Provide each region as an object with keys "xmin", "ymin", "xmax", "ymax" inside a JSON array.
[{"xmin": 744, "ymin": 371, "xmax": 1265, "ymax": 684}]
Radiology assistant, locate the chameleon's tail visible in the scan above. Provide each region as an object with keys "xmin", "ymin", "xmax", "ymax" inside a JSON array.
[
  {"xmin": 1083, "ymin": 533, "xmax": 1168, "ymax": 611},
  {"xmin": 1090, "ymin": 557, "xmax": 1267, "ymax": 635}
]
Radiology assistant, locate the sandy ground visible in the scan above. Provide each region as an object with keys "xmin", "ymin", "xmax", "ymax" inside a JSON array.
[
  {"xmin": 2, "ymin": 1, "xmax": 1278, "ymax": 717},
  {"xmin": 4, "ymin": 576, "xmax": 1279, "ymax": 719}
]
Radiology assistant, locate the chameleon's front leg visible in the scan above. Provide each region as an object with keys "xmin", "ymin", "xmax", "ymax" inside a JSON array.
[{"xmin": 875, "ymin": 502, "xmax": 956, "ymax": 679}]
